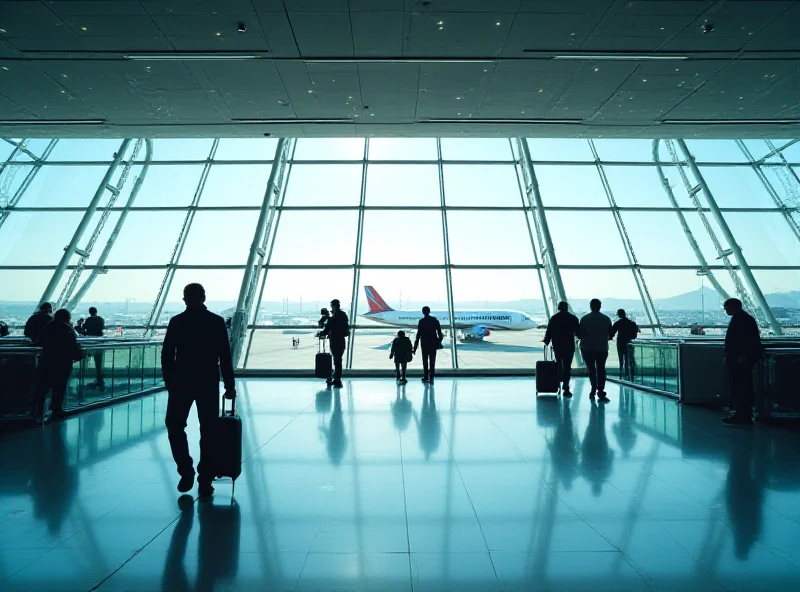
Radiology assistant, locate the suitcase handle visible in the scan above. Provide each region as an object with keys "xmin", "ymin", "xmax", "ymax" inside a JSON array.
[
  {"xmin": 222, "ymin": 393, "xmax": 236, "ymax": 416},
  {"xmin": 318, "ymin": 336, "xmax": 327, "ymax": 353},
  {"xmin": 543, "ymin": 345, "xmax": 552, "ymax": 362}
]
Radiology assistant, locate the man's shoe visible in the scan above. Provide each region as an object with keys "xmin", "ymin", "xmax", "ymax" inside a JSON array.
[
  {"xmin": 429, "ymin": 378, "xmax": 434, "ymax": 385},
  {"xmin": 721, "ymin": 414, "xmax": 754, "ymax": 426},
  {"xmin": 589, "ymin": 390, "xmax": 596, "ymax": 400},
  {"xmin": 177, "ymin": 474, "xmax": 195, "ymax": 493},
  {"xmin": 198, "ymin": 481, "xmax": 215, "ymax": 498},
  {"xmin": 332, "ymin": 380, "xmax": 344, "ymax": 389},
  {"xmin": 562, "ymin": 389, "xmax": 572, "ymax": 398},
  {"xmin": 421, "ymin": 376, "xmax": 429, "ymax": 383},
  {"xmin": 326, "ymin": 378, "xmax": 334, "ymax": 385},
  {"xmin": 598, "ymin": 392, "xmax": 611, "ymax": 403},
  {"xmin": 400, "ymin": 378, "xmax": 408, "ymax": 385}
]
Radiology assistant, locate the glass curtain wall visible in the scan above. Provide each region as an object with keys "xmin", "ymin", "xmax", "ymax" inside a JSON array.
[{"xmin": 1, "ymin": 137, "xmax": 798, "ymax": 370}]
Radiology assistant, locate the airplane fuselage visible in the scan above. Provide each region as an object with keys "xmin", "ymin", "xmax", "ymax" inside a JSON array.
[{"xmin": 362, "ymin": 310, "xmax": 537, "ymax": 331}]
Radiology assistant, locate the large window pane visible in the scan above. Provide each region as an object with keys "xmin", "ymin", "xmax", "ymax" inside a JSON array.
[
  {"xmin": 0, "ymin": 271, "xmax": 54, "ymax": 326},
  {"xmin": 66, "ymin": 269, "xmax": 167, "ymax": 323},
  {"xmin": 443, "ymin": 165, "xmax": 522, "ymax": 207},
  {"xmin": 440, "ymin": 138, "xmax": 513, "ymax": 161},
  {"xmin": 603, "ymin": 166, "xmax": 675, "ymax": 207},
  {"xmin": 127, "ymin": 165, "xmax": 204, "ymax": 208},
  {"xmin": 159, "ymin": 269, "xmax": 245, "ymax": 324},
  {"xmin": 536, "ymin": 165, "xmax": 608, "ymax": 207},
  {"xmin": 245, "ymin": 269, "xmax": 353, "ymax": 369},
  {"xmin": 283, "ymin": 165, "xmax": 363, "ymax": 206},
  {"xmin": 0, "ymin": 212, "xmax": 82, "ymax": 265},
  {"xmin": 47, "ymin": 139, "xmax": 125, "ymax": 162},
  {"xmin": 545, "ymin": 211, "xmax": 629, "ymax": 265},
  {"xmin": 684, "ymin": 140, "xmax": 747, "ymax": 163},
  {"xmin": 139, "ymin": 139, "xmax": 214, "ymax": 161},
  {"xmin": 361, "ymin": 211, "xmax": 444, "ymax": 265},
  {"xmin": 369, "ymin": 139, "xmax": 437, "ymax": 161},
  {"xmin": 450, "ymin": 269, "xmax": 545, "ymax": 369},
  {"xmin": 14, "ymin": 165, "xmax": 109, "ymax": 208},
  {"xmin": 201, "ymin": 164, "xmax": 270, "ymax": 207},
  {"xmin": 618, "ymin": 211, "xmax": 706, "ymax": 265},
  {"xmin": 270, "ymin": 211, "xmax": 358, "ymax": 265},
  {"xmin": 353, "ymin": 269, "xmax": 450, "ymax": 370},
  {"xmin": 722, "ymin": 212, "xmax": 800, "ymax": 266},
  {"xmin": 592, "ymin": 140, "xmax": 655, "ymax": 162},
  {"xmin": 699, "ymin": 167, "xmax": 778, "ymax": 207},
  {"xmin": 527, "ymin": 139, "xmax": 593, "ymax": 162},
  {"xmin": 104, "ymin": 211, "xmax": 185, "ymax": 265},
  {"xmin": 294, "ymin": 138, "xmax": 364, "ymax": 160},
  {"xmin": 214, "ymin": 138, "xmax": 278, "ymax": 161},
  {"xmin": 366, "ymin": 165, "xmax": 440, "ymax": 206},
  {"xmin": 179, "ymin": 211, "xmax": 259, "ymax": 265},
  {"xmin": 752, "ymin": 270, "xmax": 800, "ymax": 332},
  {"xmin": 447, "ymin": 211, "xmax": 533, "ymax": 265}
]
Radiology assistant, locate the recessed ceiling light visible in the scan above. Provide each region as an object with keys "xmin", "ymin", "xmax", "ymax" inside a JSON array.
[
  {"xmin": 1, "ymin": 66, "xmax": 8, "ymax": 71},
  {"xmin": 438, "ymin": 26, "xmax": 443, "ymax": 30},
  {"xmin": 60, "ymin": 90, "xmax": 65, "ymax": 93},
  {"xmin": 455, "ymin": 96, "xmax": 461, "ymax": 100},
  {"xmin": 62, "ymin": 74, "xmax": 68, "ymax": 78},
  {"xmin": 496, "ymin": 22, "xmax": 501, "ymax": 26},
  {"xmin": 642, "ymin": 78, "xmax": 647, "ymax": 82},
  {"xmin": 538, "ymin": 89, "xmax": 543, "ymax": 93},
  {"xmin": 216, "ymin": 32, "xmax": 221, "ymax": 36},
  {"xmin": 308, "ymin": 90, "xmax": 313, "ymax": 93},
  {"xmin": 594, "ymin": 67, "xmax": 599, "ymax": 72},
  {"xmin": 0, "ymin": 29, "xmax": 6, "ymax": 33},
  {"xmin": 370, "ymin": 113, "xmax": 374, "ymax": 116},
  {"xmin": 81, "ymin": 27, "xmax": 87, "ymax": 31},
  {"xmin": 437, "ymin": 21, "xmax": 443, "ymax": 25}
]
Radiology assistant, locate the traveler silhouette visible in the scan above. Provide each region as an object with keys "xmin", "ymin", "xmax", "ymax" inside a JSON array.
[
  {"xmin": 320, "ymin": 299, "xmax": 349, "ymax": 389},
  {"xmin": 318, "ymin": 307, "xmax": 330, "ymax": 329},
  {"xmin": 543, "ymin": 301, "xmax": 580, "ymax": 397},
  {"xmin": 413, "ymin": 306, "xmax": 444, "ymax": 384},
  {"xmin": 580, "ymin": 401, "xmax": 615, "ymax": 496},
  {"xmin": 162, "ymin": 283, "xmax": 236, "ymax": 498},
  {"xmin": 33, "ymin": 308, "xmax": 84, "ymax": 421},
  {"xmin": 579, "ymin": 299, "xmax": 613, "ymax": 402},
  {"xmin": 25, "ymin": 302, "xmax": 53, "ymax": 341},
  {"xmin": 391, "ymin": 384, "xmax": 413, "ymax": 433},
  {"xmin": 78, "ymin": 306, "xmax": 106, "ymax": 390},
  {"xmin": 319, "ymin": 390, "xmax": 347, "ymax": 465},
  {"xmin": 414, "ymin": 385, "xmax": 441, "ymax": 460},
  {"xmin": 721, "ymin": 298, "xmax": 761, "ymax": 426},
  {"xmin": 390, "ymin": 330, "xmax": 413, "ymax": 384},
  {"xmin": 611, "ymin": 309, "xmax": 639, "ymax": 380},
  {"xmin": 549, "ymin": 400, "xmax": 578, "ymax": 490},
  {"xmin": 0, "ymin": 320, "xmax": 9, "ymax": 337}
]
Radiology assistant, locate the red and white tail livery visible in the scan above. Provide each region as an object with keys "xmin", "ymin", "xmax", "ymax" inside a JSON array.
[{"xmin": 364, "ymin": 286, "xmax": 394, "ymax": 313}]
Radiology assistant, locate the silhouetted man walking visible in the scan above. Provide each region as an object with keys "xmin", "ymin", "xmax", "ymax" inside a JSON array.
[
  {"xmin": 580, "ymin": 299, "xmax": 612, "ymax": 402},
  {"xmin": 414, "ymin": 306, "xmax": 444, "ymax": 384},
  {"xmin": 320, "ymin": 299, "xmax": 349, "ymax": 389},
  {"xmin": 544, "ymin": 301, "xmax": 580, "ymax": 397},
  {"xmin": 162, "ymin": 283, "xmax": 236, "ymax": 497},
  {"xmin": 611, "ymin": 309, "xmax": 639, "ymax": 380},
  {"xmin": 721, "ymin": 298, "xmax": 761, "ymax": 426},
  {"xmin": 25, "ymin": 302, "xmax": 53, "ymax": 341},
  {"xmin": 33, "ymin": 308, "xmax": 83, "ymax": 421}
]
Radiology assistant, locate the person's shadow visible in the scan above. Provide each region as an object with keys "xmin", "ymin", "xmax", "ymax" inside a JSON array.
[
  {"xmin": 580, "ymin": 401, "xmax": 615, "ymax": 496},
  {"xmin": 29, "ymin": 421, "xmax": 78, "ymax": 536},
  {"xmin": 319, "ymin": 390, "xmax": 348, "ymax": 466},
  {"xmin": 413, "ymin": 384, "xmax": 441, "ymax": 460},
  {"xmin": 549, "ymin": 399, "xmax": 579, "ymax": 490},
  {"xmin": 163, "ymin": 495, "xmax": 242, "ymax": 592},
  {"xmin": 391, "ymin": 384, "xmax": 413, "ymax": 434},
  {"xmin": 613, "ymin": 388, "xmax": 637, "ymax": 458},
  {"xmin": 725, "ymin": 442, "xmax": 765, "ymax": 561}
]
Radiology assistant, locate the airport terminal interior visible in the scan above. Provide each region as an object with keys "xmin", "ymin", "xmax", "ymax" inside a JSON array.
[{"xmin": 2, "ymin": 1, "xmax": 800, "ymax": 590}]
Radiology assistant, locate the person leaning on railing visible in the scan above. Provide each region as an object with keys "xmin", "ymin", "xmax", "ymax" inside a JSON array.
[
  {"xmin": 33, "ymin": 309, "xmax": 85, "ymax": 422},
  {"xmin": 77, "ymin": 307, "xmax": 106, "ymax": 391}
]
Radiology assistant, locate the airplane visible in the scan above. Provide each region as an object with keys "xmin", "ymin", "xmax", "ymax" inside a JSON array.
[{"xmin": 362, "ymin": 286, "xmax": 539, "ymax": 341}]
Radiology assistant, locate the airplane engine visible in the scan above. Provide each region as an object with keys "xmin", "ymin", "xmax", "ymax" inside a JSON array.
[{"xmin": 470, "ymin": 325, "xmax": 490, "ymax": 338}]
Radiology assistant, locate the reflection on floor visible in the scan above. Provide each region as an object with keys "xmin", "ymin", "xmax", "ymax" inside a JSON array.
[{"xmin": 1, "ymin": 378, "xmax": 799, "ymax": 591}]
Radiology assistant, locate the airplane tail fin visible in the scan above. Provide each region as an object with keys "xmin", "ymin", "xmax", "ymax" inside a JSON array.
[{"xmin": 364, "ymin": 286, "xmax": 394, "ymax": 313}]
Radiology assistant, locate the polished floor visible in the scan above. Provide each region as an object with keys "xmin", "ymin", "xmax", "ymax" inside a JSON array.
[{"xmin": 1, "ymin": 378, "xmax": 799, "ymax": 592}]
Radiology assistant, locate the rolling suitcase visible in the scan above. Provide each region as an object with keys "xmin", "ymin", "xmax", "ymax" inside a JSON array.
[
  {"xmin": 215, "ymin": 394, "xmax": 242, "ymax": 496},
  {"xmin": 536, "ymin": 346, "xmax": 560, "ymax": 397},
  {"xmin": 315, "ymin": 338, "xmax": 332, "ymax": 379}
]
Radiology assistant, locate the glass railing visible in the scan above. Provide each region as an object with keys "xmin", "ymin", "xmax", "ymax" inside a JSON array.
[
  {"xmin": 627, "ymin": 341, "xmax": 680, "ymax": 396},
  {"xmin": 757, "ymin": 348, "xmax": 800, "ymax": 418},
  {"xmin": 0, "ymin": 339, "xmax": 163, "ymax": 421}
]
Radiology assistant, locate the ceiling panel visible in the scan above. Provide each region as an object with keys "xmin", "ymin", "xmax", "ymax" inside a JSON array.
[
  {"xmin": 351, "ymin": 11, "xmax": 403, "ymax": 56},
  {"xmin": 408, "ymin": 12, "xmax": 513, "ymax": 57},
  {"xmin": 290, "ymin": 12, "xmax": 354, "ymax": 56},
  {"xmin": 198, "ymin": 61, "xmax": 285, "ymax": 91},
  {"xmin": 46, "ymin": 1, "xmax": 147, "ymax": 16},
  {"xmin": 139, "ymin": 0, "xmax": 258, "ymax": 15}
]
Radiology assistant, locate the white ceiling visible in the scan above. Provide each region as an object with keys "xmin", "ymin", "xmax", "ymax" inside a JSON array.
[{"xmin": 1, "ymin": 0, "xmax": 800, "ymax": 138}]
